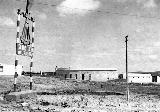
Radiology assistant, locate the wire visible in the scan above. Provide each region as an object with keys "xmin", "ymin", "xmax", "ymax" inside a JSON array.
[{"xmin": 15, "ymin": 0, "xmax": 160, "ymax": 20}]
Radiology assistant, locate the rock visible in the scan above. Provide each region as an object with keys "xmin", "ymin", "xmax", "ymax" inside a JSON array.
[
  {"xmin": 40, "ymin": 101, "xmax": 50, "ymax": 106},
  {"xmin": 29, "ymin": 104, "xmax": 39, "ymax": 110},
  {"xmin": 21, "ymin": 102, "xmax": 29, "ymax": 107},
  {"xmin": 0, "ymin": 96, "xmax": 4, "ymax": 100}
]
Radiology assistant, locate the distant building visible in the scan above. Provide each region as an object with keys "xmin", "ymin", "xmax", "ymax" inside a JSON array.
[
  {"xmin": 128, "ymin": 72, "xmax": 152, "ymax": 83},
  {"xmin": 123, "ymin": 71, "xmax": 160, "ymax": 83},
  {"xmin": 0, "ymin": 63, "xmax": 23, "ymax": 76},
  {"xmin": 55, "ymin": 67, "xmax": 118, "ymax": 82}
]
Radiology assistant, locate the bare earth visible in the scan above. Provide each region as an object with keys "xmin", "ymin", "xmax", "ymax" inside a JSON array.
[{"xmin": 0, "ymin": 75, "xmax": 160, "ymax": 112}]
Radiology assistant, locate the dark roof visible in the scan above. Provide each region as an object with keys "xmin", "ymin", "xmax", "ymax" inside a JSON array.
[
  {"xmin": 151, "ymin": 71, "xmax": 160, "ymax": 76},
  {"xmin": 129, "ymin": 71, "xmax": 160, "ymax": 76},
  {"xmin": 129, "ymin": 72, "xmax": 152, "ymax": 74}
]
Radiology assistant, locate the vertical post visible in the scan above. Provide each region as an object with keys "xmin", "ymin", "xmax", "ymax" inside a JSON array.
[
  {"xmin": 26, "ymin": 0, "xmax": 29, "ymax": 14},
  {"xmin": 14, "ymin": 58, "xmax": 18, "ymax": 92},
  {"xmin": 16, "ymin": 9, "xmax": 21, "ymax": 55},
  {"xmin": 31, "ymin": 18, "xmax": 35, "ymax": 52},
  {"xmin": 30, "ymin": 57, "xmax": 33, "ymax": 90},
  {"xmin": 30, "ymin": 18, "xmax": 35, "ymax": 90},
  {"xmin": 125, "ymin": 35, "xmax": 129, "ymax": 103},
  {"xmin": 14, "ymin": 9, "xmax": 21, "ymax": 92}
]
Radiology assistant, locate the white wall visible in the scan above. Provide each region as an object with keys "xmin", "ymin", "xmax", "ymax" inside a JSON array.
[
  {"xmin": 0, "ymin": 64, "xmax": 23, "ymax": 76},
  {"xmin": 157, "ymin": 76, "xmax": 160, "ymax": 83},
  {"xmin": 66, "ymin": 70, "xmax": 118, "ymax": 82},
  {"xmin": 90, "ymin": 71, "xmax": 118, "ymax": 82},
  {"xmin": 128, "ymin": 73, "xmax": 152, "ymax": 83}
]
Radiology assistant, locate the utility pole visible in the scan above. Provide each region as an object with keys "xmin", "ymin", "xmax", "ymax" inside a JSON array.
[
  {"xmin": 125, "ymin": 35, "xmax": 129, "ymax": 103},
  {"xmin": 26, "ymin": 0, "xmax": 29, "ymax": 14}
]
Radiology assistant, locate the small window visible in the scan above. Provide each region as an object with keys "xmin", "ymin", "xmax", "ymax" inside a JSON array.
[
  {"xmin": 107, "ymin": 78, "xmax": 109, "ymax": 80},
  {"xmin": 82, "ymin": 74, "xmax": 84, "ymax": 80},
  {"xmin": 138, "ymin": 77, "xmax": 139, "ymax": 78},
  {"xmin": 75, "ymin": 74, "xmax": 77, "ymax": 79},
  {"xmin": 133, "ymin": 77, "xmax": 134, "ymax": 78},
  {"xmin": 0, "ymin": 66, "xmax": 3, "ymax": 72}
]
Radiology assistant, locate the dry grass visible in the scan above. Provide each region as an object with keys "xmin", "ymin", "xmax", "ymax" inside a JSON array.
[{"xmin": 0, "ymin": 75, "xmax": 160, "ymax": 111}]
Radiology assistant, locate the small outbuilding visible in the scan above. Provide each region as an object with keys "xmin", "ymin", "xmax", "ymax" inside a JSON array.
[
  {"xmin": 0, "ymin": 63, "xmax": 23, "ymax": 76},
  {"xmin": 123, "ymin": 71, "xmax": 160, "ymax": 84},
  {"xmin": 127, "ymin": 72, "xmax": 152, "ymax": 83}
]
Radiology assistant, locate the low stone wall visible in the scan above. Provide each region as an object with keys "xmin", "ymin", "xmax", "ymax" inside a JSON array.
[{"xmin": 5, "ymin": 90, "xmax": 37, "ymax": 102}]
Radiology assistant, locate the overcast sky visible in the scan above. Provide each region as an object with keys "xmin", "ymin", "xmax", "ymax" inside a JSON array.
[{"xmin": 0, "ymin": 0, "xmax": 160, "ymax": 73}]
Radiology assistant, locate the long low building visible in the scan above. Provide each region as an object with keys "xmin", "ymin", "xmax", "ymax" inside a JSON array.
[
  {"xmin": 128, "ymin": 72, "xmax": 152, "ymax": 83},
  {"xmin": 55, "ymin": 67, "xmax": 118, "ymax": 82},
  {"xmin": 0, "ymin": 63, "xmax": 23, "ymax": 76},
  {"xmin": 123, "ymin": 71, "xmax": 160, "ymax": 83}
]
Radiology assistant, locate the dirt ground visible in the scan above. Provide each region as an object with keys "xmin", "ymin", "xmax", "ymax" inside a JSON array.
[{"xmin": 0, "ymin": 75, "xmax": 160, "ymax": 112}]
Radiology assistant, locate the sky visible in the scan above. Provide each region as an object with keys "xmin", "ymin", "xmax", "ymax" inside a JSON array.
[{"xmin": 0, "ymin": 0, "xmax": 160, "ymax": 73}]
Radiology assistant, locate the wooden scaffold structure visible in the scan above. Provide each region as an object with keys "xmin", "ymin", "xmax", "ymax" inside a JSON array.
[{"xmin": 14, "ymin": 0, "xmax": 35, "ymax": 92}]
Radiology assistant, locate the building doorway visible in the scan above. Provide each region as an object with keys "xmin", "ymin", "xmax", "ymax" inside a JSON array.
[
  {"xmin": 70, "ymin": 74, "xmax": 72, "ymax": 79},
  {"xmin": 82, "ymin": 74, "xmax": 84, "ymax": 80},
  {"xmin": 65, "ymin": 74, "xmax": 67, "ymax": 79},
  {"xmin": 152, "ymin": 76, "xmax": 157, "ymax": 82}
]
